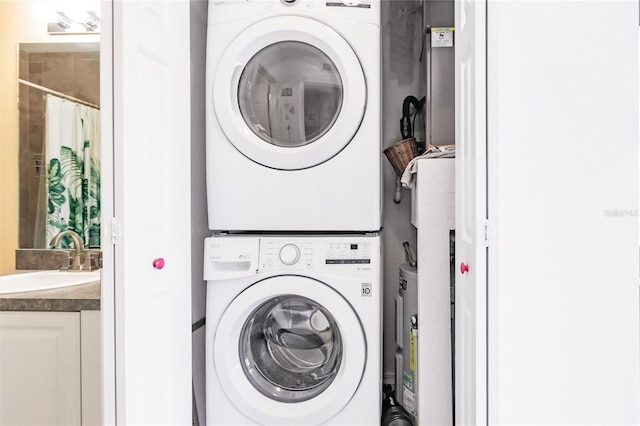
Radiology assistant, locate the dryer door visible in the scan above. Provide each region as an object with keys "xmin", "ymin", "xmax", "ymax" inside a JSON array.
[
  {"xmin": 213, "ymin": 275, "xmax": 366, "ymax": 425},
  {"xmin": 213, "ymin": 16, "xmax": 367, "ymax": 170}
]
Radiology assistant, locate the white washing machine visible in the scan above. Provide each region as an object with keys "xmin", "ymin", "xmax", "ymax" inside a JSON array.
[
  {"xmin": 204, "ymin": 234, "xmax": 382, "ymax": 425},
  {"xmin": 206, "ymin": 0, "xmax": 381, "ymax": 232}
]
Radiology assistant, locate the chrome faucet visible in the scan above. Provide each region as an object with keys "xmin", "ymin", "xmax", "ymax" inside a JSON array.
[{"xmin": 50, "ymin": 230, "xmax": 85, "ymax": 270}]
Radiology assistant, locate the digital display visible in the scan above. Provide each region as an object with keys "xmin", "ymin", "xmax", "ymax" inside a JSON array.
[{"xmin": 326, "ymin": 241, "xmax": 370, "ymax": 265}]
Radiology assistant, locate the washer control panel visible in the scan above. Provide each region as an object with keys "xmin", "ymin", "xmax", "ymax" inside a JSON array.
[
  {"xmin": 325, "ymin": 242, "xmax": 371, "ymax": 264},
  {"xmin": 206, "ymin": 234, "xmax": 380, "ymax": 278},
  {"xmin": 260, "ymin": 237, "xmax": 374, "ymax": 271},
  {"xmin": 279, "ymin": 244, "xmax": 301, "ymax": 265},
  {"xmin": 262, "ymin": 239, "xmax": 315, "ymax": 270}
]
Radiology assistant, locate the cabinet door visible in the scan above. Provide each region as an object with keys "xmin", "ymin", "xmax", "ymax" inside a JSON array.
[
  {"xmin": 0, "ymin": 312, "xmax": 81, "ymax": 426},
  {"xmin": 81, "ymin": 310, "xmax": 102, "ymax": 426}
]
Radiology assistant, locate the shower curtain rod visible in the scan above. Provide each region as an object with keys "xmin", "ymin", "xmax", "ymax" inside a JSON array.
[{"xmin": 19, "ymin": 79, "xmax": 100, "ymax": 110}]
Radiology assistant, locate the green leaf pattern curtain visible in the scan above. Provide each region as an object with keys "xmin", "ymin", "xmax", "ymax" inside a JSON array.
[{"xmin": 45, "ymin": 95, "xmax": 100, "ymax": 248}]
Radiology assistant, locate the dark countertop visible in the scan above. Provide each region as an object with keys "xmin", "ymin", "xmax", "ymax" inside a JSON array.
[{"xmin": 0, "ymin": 280, "xmax": 101, "ymax": 312}]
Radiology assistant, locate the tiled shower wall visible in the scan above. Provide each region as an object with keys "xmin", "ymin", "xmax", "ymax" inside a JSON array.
[{"xmin": 18, "ymin": 49, "xmax": 100, "ymax": 248}]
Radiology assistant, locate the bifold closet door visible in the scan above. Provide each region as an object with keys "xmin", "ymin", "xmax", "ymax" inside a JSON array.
[
  {"xmin": 102, "ymin": 1, "xmax": 193, "ymax": 424},
  {"xmin": 454, "ymin": 0, "xmax": 488, "ymax": 424},
  {"xmin": 485, "ymin": 1, "xmax": 639, "ymax": 424}
]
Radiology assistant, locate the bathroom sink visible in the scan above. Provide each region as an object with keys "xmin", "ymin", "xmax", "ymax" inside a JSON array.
[{"xmin": 0, "ymin": 270, "xmax": 101, "ymax": 294}]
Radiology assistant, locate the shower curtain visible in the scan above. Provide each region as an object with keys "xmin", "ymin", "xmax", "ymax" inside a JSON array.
[{"xmin": 45, "ymin": 95, "xmax": 101, "ymax": 248}]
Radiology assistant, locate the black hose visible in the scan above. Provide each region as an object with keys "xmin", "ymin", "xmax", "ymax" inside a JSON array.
[
  {"xmin": 400, "ymin": 96, "xmax": 426, "ymax": 139},
  {"xmin": 381, "ymin": 384, "xmax": 414, "ymax": 426}
]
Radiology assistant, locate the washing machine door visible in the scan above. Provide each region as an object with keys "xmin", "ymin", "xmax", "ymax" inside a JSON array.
[
  {"xmin": 213, "ymin": 275, "xmax": 366, "ymax": 425},
  {"xmin": 213, "ymin": 16, "xmax": 367, "ymax": 170}
]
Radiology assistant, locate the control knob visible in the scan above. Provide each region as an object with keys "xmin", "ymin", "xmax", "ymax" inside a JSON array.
[{"xmin": 279, "ymin": 244, "xmax": 301, "ymax": 265}]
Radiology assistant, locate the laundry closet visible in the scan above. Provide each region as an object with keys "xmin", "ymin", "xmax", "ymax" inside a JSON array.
[{"xmin": 100, "ymin": 1, "xmax": 639, "ymax": 425}]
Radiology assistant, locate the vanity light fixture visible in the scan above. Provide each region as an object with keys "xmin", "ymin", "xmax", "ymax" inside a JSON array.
[
  {"xmin": 53, "ymin": 11, "xmax": 71, "ymax": 29},
  {"xmin": 47, "ymin": 10, "xmax": 100, "ymax": 34}
]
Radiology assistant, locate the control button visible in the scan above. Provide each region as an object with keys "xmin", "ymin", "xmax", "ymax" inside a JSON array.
[
  {"xmin": 305, "ymin": 261, "xmax": 313, "ymax": 269},
  {"xmin": 266, "ymin": 262, "xmax": 274, "ymax": 269},
  {"xmin": 279, "ymin": 244, "xmax": 301, "ymax": 265}
]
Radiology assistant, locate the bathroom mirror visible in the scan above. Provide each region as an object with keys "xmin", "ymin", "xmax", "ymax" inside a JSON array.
[{"xmin": 18, "ymin": 42, "xmax": 100, "ymax": 249}]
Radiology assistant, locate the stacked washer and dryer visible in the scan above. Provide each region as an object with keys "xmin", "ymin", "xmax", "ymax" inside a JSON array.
[{"xmin": 204, "ymin": 1, "xmax": 382, "ymax": 425}]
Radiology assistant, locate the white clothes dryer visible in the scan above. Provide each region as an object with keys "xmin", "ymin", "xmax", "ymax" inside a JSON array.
[
  {"xmin": 206, "ymin": 0, "xmax": 381, "ymax": 232},
  {"xmin": 204, "ymin": 234, "xmax": 382, "ymax": 425}
]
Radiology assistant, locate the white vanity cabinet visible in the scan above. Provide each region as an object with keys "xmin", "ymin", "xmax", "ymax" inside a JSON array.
[{"xmin": 0, "ymin": 311, "xmax": 101, "ymax": 426}]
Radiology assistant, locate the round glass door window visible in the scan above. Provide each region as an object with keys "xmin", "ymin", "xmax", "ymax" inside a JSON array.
[
  {"xmin": 238, "ymin": 41, "xmax": 343, "ymax": 148},
  {"xmin": 239, "ymin": 294, "xmax": 343, "ymax": 403}
]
